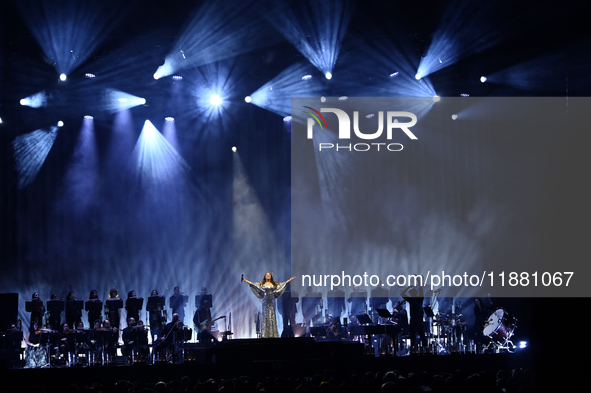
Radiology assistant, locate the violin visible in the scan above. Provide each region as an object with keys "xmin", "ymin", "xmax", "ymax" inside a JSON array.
[{"xmin": 34, "ymin": 329, "xmax": 56, "ymax": 335}]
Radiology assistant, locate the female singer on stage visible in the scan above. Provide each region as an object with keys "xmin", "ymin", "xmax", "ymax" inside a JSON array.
[{"xmin": 242, "ymin": 272, "xmax": 295, "ymax": 338}]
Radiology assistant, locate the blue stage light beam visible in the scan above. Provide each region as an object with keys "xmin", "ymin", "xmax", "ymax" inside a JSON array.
[
  {"xmin": 16, "ymin": 0, "xmax": 128, "ymax": 76},
  {"xmin": 232, "ymin": 152, "xmax": 290, "ymax": 337},
  {"xmin": 249, "ymin": 63, "xmax": 324, "ymax": 117},
  {"xmin": 416, "ymin": 0, "xmax": 560, "ymax": 79},
  {"xmin": 130, "ymin": 120, "xmax": 192, "ymax": 187},
  {"xmin": 153, "ymin": 0, "xmax": 278, "ymax": 79},
  {"xmin": 334, "ymin": 33, "xmax": 437, "ymax": 99},
  {"xmin": 486, "ymin": 47, "xmax": 568, "ymax": 93},
  {"xmin": 19, "ymin": 91, "xmax": 49, "ymax": 108},
  {"xmin": 267, "ymin": 0, "xmax": 353, "ymax": 78},
  {"xmin": 102, "ymin": 88, "xmax": 146, "ymax": 113},
  {"xmin": 60, "ymin": 117, "xmax": 99, "ymax": 215},
  {"xmin": 12, "ymin": 126, "xmax": 59, "ymax": 189}
]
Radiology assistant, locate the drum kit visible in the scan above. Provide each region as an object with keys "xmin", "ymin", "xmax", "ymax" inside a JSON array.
[
  {"xmin": 431, "ymin": 307, "xmax": 517, "ymax": 354},
  {"xmin": 432, "ymin": 313, "xmax": 468, "ymax": 354},
  {"xmin": 482, "ymin": 308, "xmax": 517, "ymax": 352}
]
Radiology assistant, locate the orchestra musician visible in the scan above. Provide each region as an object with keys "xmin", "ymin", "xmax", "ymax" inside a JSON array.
[
  {"xmin": 85, "ymin": 290, "xmax": 102, "ymax": 327},
  {"xmin": 86, "ymin": 320, "xmax": 103, "ymax": 359},
  {"xmin": 105, "ymin": 288, "xmax": 122, "ymax": 330},
  {"xmin": 169, "ymin": 287, "xmax": 187, "ymax": 324},
  {"xmin": 29, "ymin": 292, "xmax": 45, "ymax": 329},
  {"xmin": 148, "ymin": 289, "xmax": 164, "ymax": 342},
  {"xmin": 125, "ymin": 290, "xmax": 141, "ymax": 323},
  {"xmin": 327, "ymin": 286, "xmax": 346, "ymax": 320},
  {"xmin": 122, "ymin": 317, "xmax": 149, "ymax": 364},
  {"xmin": 47, "ymin": 294, "xmax": 63, "ymax": 331},
  {"xmin": 193, "ymin": 299, "xmax": 216, "ymax": 345},
  {"xmin": 326, "ymin": 316, "xmax": 343, "ymax": 341},
  {"xmin": 302, "ymin": 286, "xmax": 323, "ymax": 328},
  {"xmin": 23, "ymin": 321, "xmax": 49, "ymax": 368},
  {"xmin": 347, "ymin": 286, "xmax": 368, "ymax": 318},
  {"xmin": 1, "ymin": 323, "xmax": 24, "ymax": 369},
  {"xmin": 157, "ymin": 313, "xmax": 182, "ymax": 362},
  {"xmin": 101, "ymin": 319, "xmax": 118, "ymax": 364},
  {"xmin": 65, "ymin": 292, "xmax": 82, "ymax": 329}
]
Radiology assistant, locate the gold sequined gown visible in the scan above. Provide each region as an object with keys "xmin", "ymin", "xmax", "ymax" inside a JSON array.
[{"xmin": 249, "ymin": 282, "xmax": 288, "ymax": 338}]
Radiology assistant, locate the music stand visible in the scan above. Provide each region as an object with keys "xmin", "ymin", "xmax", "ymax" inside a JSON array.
[
  {"xmin": 375, "ymin": 308, "xmax": 393, "ymax": 318},
  {"xmin": 309, "ymin": 327, "xmax": 327, "ymax": 337},
  {"xmin": 66, "ymin": 300, "xmax": 83, "ymax": 326},
  {"xmin": 47, "ymin": 300, "xmax": 64, "ymax": 314},
  {"xmin": 25, "ymin": 300, "xmax": 44, "ymax": 314},
  {"xmin": 147, "ymin": 296, "xmax": 165, "ymax": 311},
  {"xmin": 105, "ymin": 298, "xmax": 123, "ymax": 310},
  {"xmin": 356, "ymin": 314, "xmax": 373, "ymax": 325},
  {"xmin": 126, "ymin": 298, "xmax": 144, "ymax": 312},
  {"xmin": 85, "ymin": 300, "xmax": 102, "ymax": 314}
]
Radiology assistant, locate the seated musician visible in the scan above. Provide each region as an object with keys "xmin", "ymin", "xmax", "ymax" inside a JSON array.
[
  {"xmin": 86, "ymin": 320, "xmax": 103, "ymax": 360},
  {"xmin": 23, "ymin": 321, "xmax": 48, "ymax": 368},
  {"xmin": 122, "ymin": 317, "xmax": 149, "ymax": 364},
  {"xmin": 101, "ymin": 319, "xmax": 118, "ymax": 364},
  {"xmin": 156, "ymin": 313, "xmax": 182, "ymax": 361},
  {"xmin": 2, "ymin": 323, "xmax": 24, "ymax": 369},
  {"xmin": 326, "ymin": 316, "xmax": 343, "ymax": 341},
  {"xmin": 193, "ymin": 300, "xmax": 216, "ymax": 345}
]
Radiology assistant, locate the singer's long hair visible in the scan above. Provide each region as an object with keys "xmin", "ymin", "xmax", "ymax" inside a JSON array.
[{"xmin": 259, "ymin": 272, "xmax": 278, "ymax": 288}]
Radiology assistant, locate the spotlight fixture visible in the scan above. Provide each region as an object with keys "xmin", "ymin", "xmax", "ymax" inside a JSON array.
[
  {"xmin": 85, "ymin": 73, "xmax": 96, "ymax": 79},
  {"xmin": 0, "ymin": 117, "xmax": 3, "ymax": 124},
  {"xmin": 20, "ymin": 99, "xmax": 27, "ymax": 106},
  {"xmin": 210, "ymin": 94, "xmax": 222, "ymax": 106},
  {"xmin": 451, "ymin": 114, "xmax": 458, "ymax": 120},
  {"xmin": 480, "ymin": 76, "xmax": 487, "ymax": 83},
  {"xmin": 172, "ymin": 75, "xmax": 183, "ymax": 80},
  {"xmin": 320, "ymin": 97, "xmax": 326, "ymax": 103},
  {"xmin": 139, "ymin": 98, "xmax": 146, "ymax": 104},
  {"xmin": 59, "ymin": 73, "xmax": 67, "ymax": 81},
  {"xmin": 244, "ymin": 96, "xmax": 251, "ymax": 103},
  {"xmin": 57, "ymin": 121, "xmax": 64, "ymax": 127},
  {"xmin": 302, "ymin": 75, "xmax": 312, "ymax": 80},
  {"xmin": 433, "ymin": 95, "xmax": 440, "ymax": 102},
  {"xmin": 165, "ymin": 117, "xmax": 174, "ymax": 122},
  {"xmin": 325, "ymin": 72, "xmax": 332, "ymax": 80},
  {"xmin": 415, "ymin": 73, "xmax": 421, "ymax": 80},
  {"xmin": 84, "ymin": 115, "xmax": 93, "ymax": 120},
  {"xmin": 338, "ymin": 96, "xmax": 348, "ymax": 101},
  {"xmin": 389, "ymin": 72, "xmax": 399, "ymax": 77},
  {"xmin": 231, "ymin": 146, "xmax": 237, "ymax": 152},
  {"xmin": 283, "ymin": 116, "xmax": 292, "ymax": 122},
  {"xmin": 460, "ymin": 93, "xmax": 470, "ymax": 97}
]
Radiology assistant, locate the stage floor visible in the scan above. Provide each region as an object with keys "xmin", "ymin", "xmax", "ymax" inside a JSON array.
[{"xmin": 3, "ymin": 337, "xmax": 535, "ymax": 392}]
